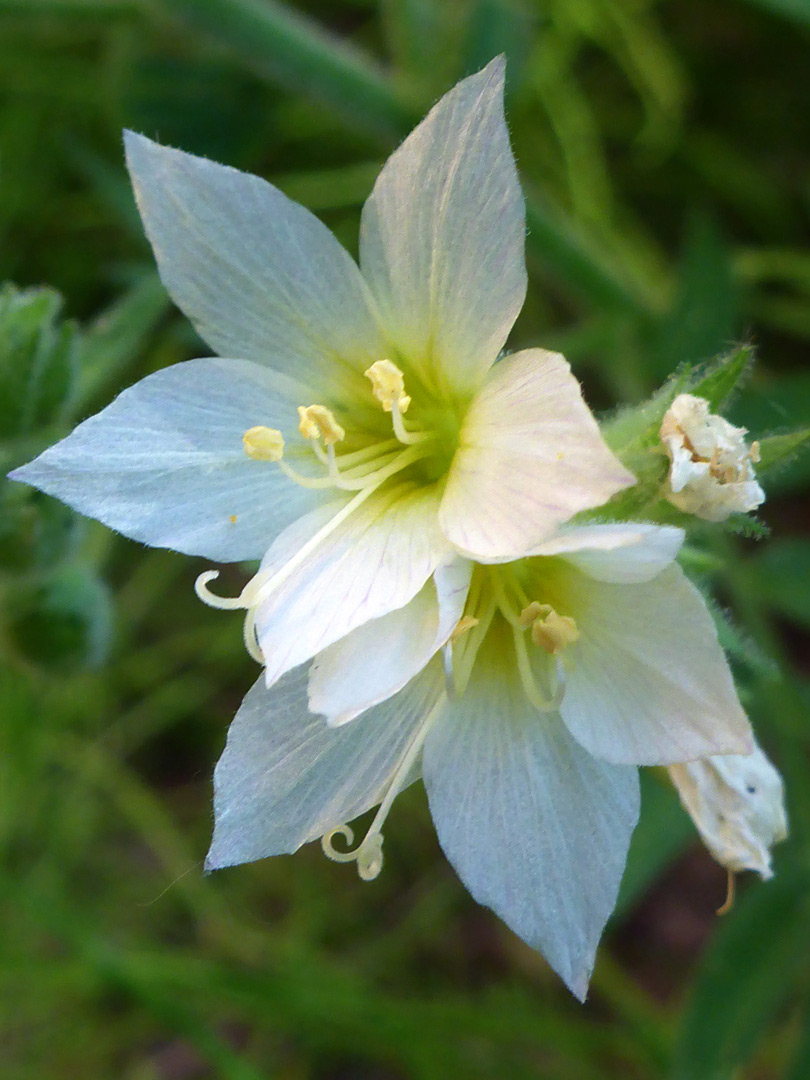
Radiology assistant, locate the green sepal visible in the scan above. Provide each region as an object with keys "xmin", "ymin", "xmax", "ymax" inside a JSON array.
[
  {"xmin": 755, "ymin": 428, "xmax": 810, "ymax": 474},
  {"xmin": 689, "ymin": 343, "xmax": 755, "ymax": 411}
]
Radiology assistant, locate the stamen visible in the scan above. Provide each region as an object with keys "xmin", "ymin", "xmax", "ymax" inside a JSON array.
[
  {"xmin": 716, "ymin": 868, "xmax": 736, "ymax": 916},
  {"xmin": 513, "ymin": 628, "xmax": 565, "ymax": 712},
  {"xmin": 364, "ymin": 359, "xmax": 411, "ymax": 413},
  {"xmin": 194, "ymin": 570, "xmax": 247, "ymax": 611},
  {"xmin": 365, "ymin": 359, "xmax": 427, "ymax": 446},
  {"xmin": 277, "ymin": 460, "xmax": 340, "ymax": 489},
  {"xmin": 391, "ymin": 398, "xmax": 427, "ymax": 445},
  {"xmin": 242, "ymin": 607, "xmax": 264, "ymax": 664},
  {"xmin": 297, "ymin": 404, "xmax": 345, "ymax": 445},
  {"xmin": 243, "ymin": 426, "xmax": 285, "ymax": 461},
  {"xmin": 451, "ymin": 615, "xmax": 479, "ymax": 642},
  {"xmin": 518, "ymin": 602, "xmax": 580, "ymax": 655},
  {"xmin": 321, "ymin": 695, "xmax": 446, "ymax": 881}
]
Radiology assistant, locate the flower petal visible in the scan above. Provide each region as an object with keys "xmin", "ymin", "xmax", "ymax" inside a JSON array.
[
  {"xmin": 423, "ymin": 632, "xmax": 639, "ymax": 1000},
  {"xmin": 255, "ymin": 483, "xmax": 452, "ymax": 685},
  {"xmin": 560, "ymin": 563, "xmax": 754, "ymax": 765},
  {"xmin": 9, "ymin": 358, "xmax": 317, "ymax": 562},
  {"xmin": 359, "ymin": 56, "xmax": 526, "ymax": 398},
  {"xmin": 440, "ymin": 349, "xmax": 636, "ymax": 559},
  {"xmin": 528, "ymin": 523, "xmax": 684, "ymax": 583},
  {"xmin": 124, "ymin": 131, "xmax": 386, "ymax": 399},
  {"xmin": 309, "ymin": 558, "xmax": 471, "ymax": 726},
  {"xmin": 206, "ymin": 662, "xmax": 444, "ymax": 870},
  {"xmin": 668, "ymin": 739, "xmax": 787, "ymax": 880}
]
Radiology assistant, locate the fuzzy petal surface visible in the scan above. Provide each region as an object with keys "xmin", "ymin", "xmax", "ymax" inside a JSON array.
[
  {"xmin": 10, "ymin": 358, "xmax": 316, "ymax": 562},
  {"xmin": 207, "ymin": 662, "xmax": 444, "ymax": 870},
  {"xmin": 124, "ymin": 131, "xmax": 386, "ymax": 400},
  {"xmin": 359, "ymin": 57, "xmax": 526, "ymax": 398},
  {"xmin": 423, "ymin": 633, "xmax": 639, "ymax": 1000},
  {"xmin": 440, "ymin": 349, "xmax": 636, "ymax": 559},
  {"xmin": 560, "ymin": 563, "xmax": 753, "ymax": 765},
  {"xmin": 309, "ymin": 558, "xmax": 471, "ymax": 726},
  {"xmin": 255, "ymin": 483, "xmax": 452, "ymax": 685}
]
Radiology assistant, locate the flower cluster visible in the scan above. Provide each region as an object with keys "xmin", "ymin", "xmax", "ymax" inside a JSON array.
[{"xmin": 10, "ymin": 57, "xmax": 786, "ymax": 999}]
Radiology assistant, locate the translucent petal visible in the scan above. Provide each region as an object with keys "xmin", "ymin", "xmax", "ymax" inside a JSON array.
[
  {"xmin": 559, "ymin": 564, "xmax": 754, "ymax": 765},
  {"xmin": 309, "ymin": 558, "xmax": 471, "ymax": 726},
  {"xmin": 423, "ymin": 633, "xmax": 639, "ymax": 1000},
  {"xmin": 255, "ymin": 483, "xmax": 452, "ymax": 685},
  {"xmin": 10, "ymin": 358, "xmax": 317, "ymax": 561},
  {"xmin": 206, "ymin": 661, "xmax": 444, "ymax": 870},
  {"xmin": 440, "ymin": 349, "xmax": 636, "ymax": 559},
  {"xmin": 527, "ymin": 523, "xmax": 684, "ymax": 583},
  {"xmin": 125, "ymin": 131, "xmax": 387, "ymax": 400},
  {"xmin": 359, "ymin": 56, "xmax": 526, "ymax": 398}
]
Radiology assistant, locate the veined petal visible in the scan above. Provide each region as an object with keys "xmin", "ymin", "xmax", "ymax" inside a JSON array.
[
  {"xmin": 206, "ymin": 662, "xmax": 445, "ymax": 870},
  {"xmin": 528, "ymin": 523, "xmax": 684, "ymax": 583},
  {"xmin": 359, "ymin": 56, "xmax": 526, "ymax": 398},
  {"xmin": 9, "ymin": 358, "xmax": 317, "ymax": 562},
  {"xmin": 255, "ymin": 483, "xmax": 452, "ymax": 685},
  {"xmin": 440, "ymin": 349, "xmax": 636, "ymax": 559},
  {"xmin": 423, "ymin": 630, "xmax": 639, "ymax": 1000},
  {"xmin": 124, "ymin": 131, "xmax": 387, "ymax": 400},
  {"xmin": 309, "ymin": 558, "xmax": 471, "ymax": 726},
  {"xmin": 560, "ymin": 564, "xmax": 753, "ymax": 765}
]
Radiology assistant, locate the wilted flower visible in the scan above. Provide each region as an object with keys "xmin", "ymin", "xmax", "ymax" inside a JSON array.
[
  {"xmin": 669, "ymin": 739, "xmax": 787, "ymax": 880},
  {"xmin": 10, "ymin": 57, "xmax": 632, "ymax": 688},
  {"xmin": 208, "ymin": 521, "xmax": 754, "ymax": 999},
  {"xmin": 660, "ymin": 393, "xmax": 765, "ymax": 520}
]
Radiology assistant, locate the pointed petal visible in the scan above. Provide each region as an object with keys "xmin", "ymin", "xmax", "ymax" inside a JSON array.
[
  {"xmin": 560, "ymin": 564, "xmax": 754, "ymax": 765},
  {"xmin": 528, "ymin": 523, "xmax": 684, "ymax": 583},
  {"xmin": 440, "ymin": 349, "xmax": 636, "ymax": 559},
  {"xmin": 255, "ymin": 483, "xmax": 452, "ymax": 685},
  {"xmin": 359, "ymin": 57, "xmax": 526, "ymax": 397},
  {"xmin": 309, "ymin": 559, "xmax": 471, "ymax": 726},
  {"xmin": 423, "ymin": 632, "xmax": 639, "ymax": 999},
  {"xmin": 9, "ymin": 358, "xmax": 318, "ymax": 562},
  {"xmin": 207, "ymin": 662, "xmax": 444, "ymax": 870},
  {"xmin": 124, "ymin": 131, "xmax": 386, "ymax": 398}
]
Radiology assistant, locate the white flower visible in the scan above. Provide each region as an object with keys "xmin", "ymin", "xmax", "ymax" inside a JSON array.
[
  {"xmin": 660, "ymin": 393, "xmax": 765, "ymax": 521},
  {"xmin": 10, "ymin": 57, "xmax": 632, "ymax": 687},
  {"xmin": 207, "ymin": 522, "xmax": 753, "ymax": 999},
  {"xmin": 668, "ymin": 740, "xmax": 787, "ymax": 880}
]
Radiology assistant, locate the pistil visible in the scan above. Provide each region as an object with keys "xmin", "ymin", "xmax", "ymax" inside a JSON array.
[{"xmin": 321, "ymin": 694, "xmax": 446, "ymax": 880}]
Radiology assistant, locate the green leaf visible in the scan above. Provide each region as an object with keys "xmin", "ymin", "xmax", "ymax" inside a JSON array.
[
  {"xmin": 0, "ymin": 284, "xmax": 76, "ymax": 438},
  {"xmin": 786, "ymin": 992, "xmax": 810, "ymax": 1080},
  {"xmin": 164, "ymin": 0, "xmax": 419, "ymax": 139},
  {"xmin": 739, "ymin": 0, "xmax": 810, "ymax": 30},
  {"xmin": 651, "ymin": 213, "xmax": 739, "ymax": 381},
  {"xmin": 756, "ymin": 428, "xmax": 810, "ymax": 473},
  {"xmin": 749, "ymin": 538, "xmax": 810, "ymax": 630},
  {"xmin": 0, "ymin": 484, "xmax": 81, "ymax": 573},
  {"xmin": 614, "ymin": 770, "xmax": 694, "ymax": 918},
  {"xmin": 673, "ymin": 865, "xmax": 810, "ymax": 1080},
  {"xmin": 9, "ymin": 565, "xmax": 113, "ymax": 671}
]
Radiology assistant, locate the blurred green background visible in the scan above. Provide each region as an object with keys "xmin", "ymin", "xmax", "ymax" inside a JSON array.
[{"xmin": 1, "ymin": 1, "xmax": 810, "ymax": 1077}]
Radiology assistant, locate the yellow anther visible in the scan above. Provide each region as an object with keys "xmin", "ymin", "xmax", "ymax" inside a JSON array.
[
  {"xmin": 518, "ymin": 601, "xmax": 552, "ymax": 628},
  {"xmin": 243, "ymin": 426, "xmax": 285, "ymax": 461},
  {"xmin": 450, "ymin": 615, "xmax": 479, "ymax": 642},
  {"xmin": 364, "ymin": 359, "xmax": 411, "ymax": 413},
  {"xmin": 519, "ymin": 601, "xmax": 579, "ymax": 654},
  {"xmin": 297, "ymin": 405, "xmax": 345, "ymax": 445}
]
